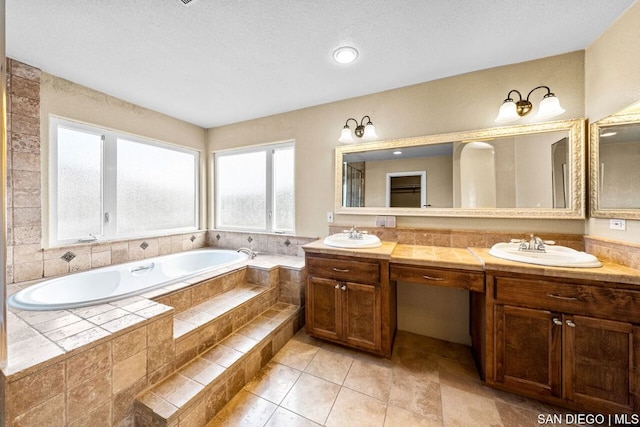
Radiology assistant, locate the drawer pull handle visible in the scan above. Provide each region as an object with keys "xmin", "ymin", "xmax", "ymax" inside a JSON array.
[
  {"xmin": 423, "ymin": 275, "xmax": 445, "ymax": 281},
  {"xmin": 546, "ymin": 294, "xmax": 578, "ymax": 301},
  {"xmin": 332, "ymin": 268, "xmax": 350, "ymax": 273},
  {"xmin": 552, "ymin": 318, "xmax": 563, "ymax": 326},
  {"xmin": 566, "ymin": 320, "xmax": 576, "ymax": 328}
]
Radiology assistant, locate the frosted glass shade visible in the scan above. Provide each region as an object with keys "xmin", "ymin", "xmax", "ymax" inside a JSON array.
[
  {"xmin": 338, "ymin": 126, "xmax": 355, "ymax": 143},
  {"xmin": 362, "ymin": 123, "xmax": 377, "ymax": 140},
  {"xmin": 535, "ymin": 95, "xmax": 566, "ymax": 120},
  {"xmin": 494, "ymin": 100, "xmax": 520, "ymax": 123}
]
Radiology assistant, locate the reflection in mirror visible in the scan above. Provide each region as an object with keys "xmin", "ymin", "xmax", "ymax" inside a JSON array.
[
  {"xmin": 590, "ymin": 105, "xmax": 640, "ymax": 218},
  {"xmin": 336, "ymin": 119, "xmax": 585, "ymax": 218}
]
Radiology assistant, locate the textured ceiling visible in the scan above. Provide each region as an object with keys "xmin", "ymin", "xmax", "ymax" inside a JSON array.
[{"xmin": 6, "ymin": 0, "xmax": 637, "ymax": 128}]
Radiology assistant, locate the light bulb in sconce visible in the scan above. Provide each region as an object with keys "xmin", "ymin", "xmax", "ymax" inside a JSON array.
[
  {"xmin": 338, "ymin": 115, "xmax": 377, "ymax": 143},
  {"xmin": 338, "ymin": 125, "xmax": 355, "ymax": 143},
  {"xmin": 495, "ymin": 86, "xmax": 565, "ymax": 123},
  {"xmin": 535, "ymin": 93, "xmax": 566, "ymax": 119}
]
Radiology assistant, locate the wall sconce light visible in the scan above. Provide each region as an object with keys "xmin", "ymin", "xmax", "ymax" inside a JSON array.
[
  {"xmin": 338, "ymin": 115, "xmax": 377, "ymax": 143},
  {"xmin": 495, "ymin": 86, "xmax": 565, "ymax": 124}
]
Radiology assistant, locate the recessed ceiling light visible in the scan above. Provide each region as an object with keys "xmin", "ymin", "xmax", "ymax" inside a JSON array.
[
  {"xmin": 393, "ymin": 150, "xmax": 403, "ymax": 155},
  {"xmin": 333, "ymin": 46, "xmax": 359, "ymax": 64}
]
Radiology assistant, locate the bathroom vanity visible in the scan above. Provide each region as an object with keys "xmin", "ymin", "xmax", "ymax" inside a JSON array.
[
  {"xmin": 302, "ymin": 238, "xmax": 640, "ymax": 414},
  {"xmin": 304, "ymin": 242, "xmax": 397, "ymax": 357}
]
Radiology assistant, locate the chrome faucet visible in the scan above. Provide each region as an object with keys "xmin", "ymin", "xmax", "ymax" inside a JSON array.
[
  {"xmin": 515, "ymin": 234, "xmax": 549, "ymax": 252},
  {"xmin": 237, "ymin": 247, "xmax": 258, "ymax": 259},
  {"xmin": 347, "ymin": 226, "xmax": 363, "ymax": 240}
]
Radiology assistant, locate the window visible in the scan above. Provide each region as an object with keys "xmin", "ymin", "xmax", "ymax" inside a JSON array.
[
  {"xmin": 214, "ymin": 142, "xmax": 294, "ymax": 233},
  {"xmin": 50, "ymin": 117, "xmax": 199, "ymax": 246}
]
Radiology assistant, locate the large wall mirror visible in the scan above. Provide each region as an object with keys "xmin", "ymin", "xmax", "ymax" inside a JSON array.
[
  {"xmin": 335, "ymin": 119, "xmax": 586, "ymax": 218},
  {"xmin": 590, "ymin": 103, "xmax": 640, "ymax": 219}
]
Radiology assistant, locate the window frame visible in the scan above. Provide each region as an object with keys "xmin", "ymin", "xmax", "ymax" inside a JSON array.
[
  {"xmin": 49, "ymin": 116, "xmax": 200, "ymax": 247},
  {"xmin": 214, "ymin": 141, "xmax": 295, "ymax": 234}
]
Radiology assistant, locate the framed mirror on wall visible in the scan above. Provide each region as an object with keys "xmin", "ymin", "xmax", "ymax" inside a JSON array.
[
  {"xmin": 335, "ymin": 119, "xmax": 586, "ymax": 219},
  {"xmin": 590, "ymin": 103, "xmax": 640, "ymax": 219}
]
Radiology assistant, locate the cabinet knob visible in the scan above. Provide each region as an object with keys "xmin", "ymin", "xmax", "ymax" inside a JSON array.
[
  {"xmin": 335, "ymin": 283, "xmax": 340, "ymax": 289},
  {"xmin": 341, "ymin": 285, "xmax": 347, "ymax": 291},
  {"xmin": 552, "ymin": 318, "xmax": 563, "ymax": 326},
  {"xmin": 566, "ymin": 320, "xmax": 576, "ymax": 328}
]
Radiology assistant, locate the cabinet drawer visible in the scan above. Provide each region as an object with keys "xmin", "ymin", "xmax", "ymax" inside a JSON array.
[
  {"xmin": 494, "ymin": 277, "xmax": 640, "ymax": 323},
  {"xmin": 307, "ymin": 255, "xmax": 380, "ymax": 284},
  {"xmin": 391, "ymin": 264, "xmax": 484, "ymax": 291}
]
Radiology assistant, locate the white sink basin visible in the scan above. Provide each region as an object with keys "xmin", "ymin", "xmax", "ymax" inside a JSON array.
[
  {"xmin": 323, "ymin": 233, "xmax": 382, "ymax": 249},
  {"xmin": 489, "ymin": 242, "xmax": 601, "ymax": 268}
]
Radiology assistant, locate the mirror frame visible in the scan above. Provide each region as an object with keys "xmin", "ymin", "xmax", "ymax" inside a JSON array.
[
  {"xmin": 335, "ymin": 118, "xmax": 586, "ymax": 219},
  {"xmin": 590, "ymin": 110, "xmax": 640, "ymax": 219}
]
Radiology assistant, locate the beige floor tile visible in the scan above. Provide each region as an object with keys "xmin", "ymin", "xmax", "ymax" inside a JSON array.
[
  {"xmin": 264, "ymin": 407, "xmax": 321, "ymax": 427},
  {"xmin": 388, "ymin": 367, "xmax": 442, "ymax": 419},
  {"xmin": 384, "ymin": 405, "xmax": 443, "ymax": 427},
  {"xmin": 272, "ymin": 338, "xmax": 320, "ymax": 371},
  {"xmin": 222, "ymin": 333, "xmax": 259, "ymax": 354},
  {"xmin": 244, "ymin": 362, "xmax": 302, "ymax": 404},
  {"xmin": 494, "ymin": 400, "xmax": 544, "ymax": 427},
  {"xmin": 305, "ymin": 348, "xmax": 353, "ymax": 385},
  {"xmin": 325, "ymin": 387, "xmax": 387, "ymax": 427},
  {"xmin": 343, "ymin": 358, "xmax": 393, "ymax": 401},
  {"xmin": 208, "ymin": 389, "xmax": 277, "ymax": 427},
  {"xmin": 280, "ymin": 373, "xmax": 341, "ymax": 425},
  {"xmin": 440, "ymin": 383, "xmax": 503, "ymax": 427}
]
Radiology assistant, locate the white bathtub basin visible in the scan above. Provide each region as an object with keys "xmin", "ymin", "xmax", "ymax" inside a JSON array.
[
  {"xmin": 323, "ymin": 233, "xmax": 382, "ymax": 249},
  {"xmin": 489, "ymin": 242, "xmax": 601, "ymax": 268}
]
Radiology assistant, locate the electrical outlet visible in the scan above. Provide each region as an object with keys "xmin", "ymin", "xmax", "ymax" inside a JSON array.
[
  {"xmin": 327, "ymin": 211, "xmax": 334, "ymax": 223},
  {"xmin": 610, "ymin": 219, "xmax": 626, "ymax": 230}
]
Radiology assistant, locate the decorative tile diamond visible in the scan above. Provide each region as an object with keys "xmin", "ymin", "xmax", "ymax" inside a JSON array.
[
  {"xmin": 247, "ymin": 236, "xmax": 253, "ymax": 243},
  {"xmin": 140, "ymin": 241, "xmax": 149, "ymax": 250},
  {"xmin": 61, "ymin": 251, "xmax": 76, "ymax": 263},
  {"xmin": 216, "ymin": 234, "xmax": 221, "ymax": 241},
  {"xmin": 190, "ymin": 235, "xmax": 196, "ymax": 242},
  {"xmin": 284, "ymin": 239, "xmax": 291, "ymax": 247}
]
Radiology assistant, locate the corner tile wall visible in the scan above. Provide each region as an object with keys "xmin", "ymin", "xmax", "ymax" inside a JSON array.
[
  {"xmin": 5, "ymin": 58, "xmax": 211, "ymax": 285},
  {"xmin": 6, "ymin": 59, "xmax": 42, "ymax": 284}
]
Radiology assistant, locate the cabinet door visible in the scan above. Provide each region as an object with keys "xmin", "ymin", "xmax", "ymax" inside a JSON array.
[
  {"xmin": 342, "ymin": 281, "xmax": 381, "ymax": 352},
  {"xmin": 564, "ymin": 315, "xmax": 633, "ymax": 413},
  {"xmin": 494, "ymin": 305, "xmax": 562, "ymax": 397},
  {"xmin": 306, "ymin": 277, "xmax": 342, "ymax": 341}
]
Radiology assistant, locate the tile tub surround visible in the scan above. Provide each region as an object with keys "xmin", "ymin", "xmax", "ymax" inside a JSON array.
[
  {"xmin": 207, "ymin": 230, "xmax": 317, "ymax": 258},
  {"xmin": 1, "ymin": 254, "xmax": 306, "ymax": 426}
]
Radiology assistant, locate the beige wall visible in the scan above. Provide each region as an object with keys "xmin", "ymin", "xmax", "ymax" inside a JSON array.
[
  {"xmin": 586, "ymin": 0, "xmax": 640, "ymax": 243},
  {"xmin": 40, "ymin": 73, "xmax": 207, "ymax": 245},
  {"xmin": 208, "ymin": 50, "xmax": 586, "ymax": 238}
]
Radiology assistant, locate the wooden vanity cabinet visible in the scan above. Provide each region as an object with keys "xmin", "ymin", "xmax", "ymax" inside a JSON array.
[
  {"xmin": 305, "ymin": 253, "xmax": 396, "ymax": 357},
  {"xmin": 486, "ymin": 273, "xmax": 640, "ymax": 414}
]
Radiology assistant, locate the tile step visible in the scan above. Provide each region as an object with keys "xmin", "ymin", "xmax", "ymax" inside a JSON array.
[{"xmin": 134, "ymin": 302, "xmax": 301, "ymax": 427}]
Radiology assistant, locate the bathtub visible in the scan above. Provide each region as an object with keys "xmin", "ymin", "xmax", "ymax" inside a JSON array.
[{"xmin": 8, "ymin": 249, "xmax": 249, "ymax": 311}]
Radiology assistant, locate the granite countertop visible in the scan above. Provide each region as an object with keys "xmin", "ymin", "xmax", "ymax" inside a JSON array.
[
  {"xmin": 303, "ymin": 238, "xmax": 640, "ymax": 286},
  {"xmin": 470, "ymin": 247, "xmax": 640, "ymax": 287},
  {"xmin": 391, "ymin": 244, "xmax": 484, "ymax": 271}
]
